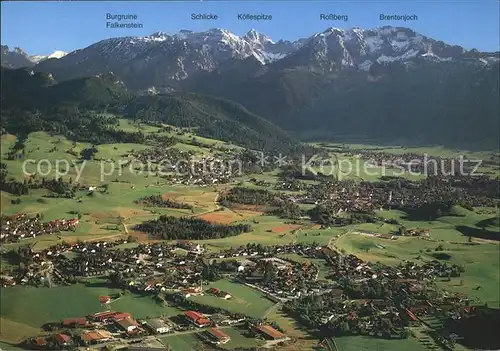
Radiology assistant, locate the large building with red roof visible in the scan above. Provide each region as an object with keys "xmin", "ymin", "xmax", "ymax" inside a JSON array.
[
  {"xmin": 62, "ymin": 317, "xmax": 89, "ymax": 328},
  {"xmin": 113, "ymin": 312, "xmax": 132, "ymax": 321},
  {"xmin": 204, "ymin": 327, "xmax": 231, "ymax": 345},
  {"xmin": 253, "ymin": 324, "xmax": 286, "ymax": 340},
  {"xmin": 54, "ymin": 333, "xmax": 71, "ymax": 346},
  {"xmin": 184, "ymin": 311, "xmax": 211, "ymax": 327},
  {"xmin": 92, "ymin": 311, "xmax": 118, "ymax": 322}
]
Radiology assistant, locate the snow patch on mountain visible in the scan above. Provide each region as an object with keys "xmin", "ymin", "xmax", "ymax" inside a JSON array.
[
  {"xmin": 364, "ymin": 36, "xmax": 384, "ymax": 53},
  {"xmin": 28, "ymin": 50, "xmax": 68, "ymax": 64},
  {"xmin": 359, "ymin": 60, "xmax": 372, "ymax": 71},
  {"xmin": 48, "ymin": 51, "xmax": 68, "ymax": 59},
  {"xmin": 390, "ymin": 39, "xmax": 410, "ymax": 52},
  {"xmin": 30, "ymin": 55, "xmax": 48, "ymax": 63}
]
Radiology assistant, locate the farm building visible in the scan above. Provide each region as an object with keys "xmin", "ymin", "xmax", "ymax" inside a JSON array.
[
  {"xmin": 210, "ymin": 314, "xmax": 234, "ymax": 326},
  {"xmin": 54, "ymin": 333, "xmax": 71, "ymax": 346},
  {"xmin": 182, "ymin": 286, "xmax": 204, "ymax": 298},
  {"xmin": 204, "ymin": 327, "xmax": 231, "ymax": 345},
  {"xmin": 81, "ymin": 330, "xmax": 113, "ymax": 345},
  {"xmin": 144, "ymin": 318, "xmax": 171, "ymax": 334},
  {"xmin": 62, "ymin": 317, "xmax": 89, "ymax": 328},
  {"xmin": 99, "ymin": 295, "xmax": 111, "ymax": 304},
  {"xmin": 116, "ymin": 317, "xmax": 139, "ymax": 332},
  {"xmin": 113, "ymin": 312, "xmax": 132, "ymax": 321},
  {"xmin": 33, "ymin": 337, "xmax": 47, "ymax": 348},
  {"xmin": 253, "ymin": 324, "xmax": 286, "ymax": 340},
  {"xmin": 92, "ymin": 311, "xmax": 118, "ymax": 322},
  {"xmin": 184, "ymin": 310, "xmax": 211, "ymax": 327}
]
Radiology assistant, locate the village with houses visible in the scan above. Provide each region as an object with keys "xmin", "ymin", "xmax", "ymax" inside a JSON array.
[{"xmin": 0, "ymin": 234, "xmax": 488, "ymax": 351}]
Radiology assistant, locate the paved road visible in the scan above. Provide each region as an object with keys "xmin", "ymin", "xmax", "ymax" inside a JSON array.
[
  {"xmin": 328, "ymin": 228, "xmax": 352, "ymax": 253},
  {"xmin": 262, "ymin": 302, "xmax": 283, "ymax": 318}
]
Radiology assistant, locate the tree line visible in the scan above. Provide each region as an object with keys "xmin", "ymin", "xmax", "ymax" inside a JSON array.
[
  {"xmin": 220, "ymin": 187, "xmax": 305, "ymax": 219},
  {"xmin": 135, "ymin": 195, "xmax": 193, "ymax": 209},
  {"xmin": 134, "ymin": 215, "xmax": 252, "ymax": 240}
]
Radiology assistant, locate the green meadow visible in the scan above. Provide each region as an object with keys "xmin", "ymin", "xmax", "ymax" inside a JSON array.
[
  {"xmin": 335, "ymin": 335, "xmax": 426, "ymax": 351},
  {"xmin": 0, "ymin": 283, "xmax": 184, "ymax": 329},
  {"xmin": 190, "ymin": 279, "xmax": 276, "ymax": 318},
  {"xmin": 160, "ymin": 333, "xmax": 205, "ymax": 351}
]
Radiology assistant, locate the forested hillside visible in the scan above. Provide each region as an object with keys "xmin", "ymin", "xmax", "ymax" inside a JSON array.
[
  {"xmin": 186, "ymin": 58, "xmax": 499, "ymax": 149},
  {"xmin": 291, "ymin": 61, "xmax": 500, "ymax": 149},
  {"xmin": 0, "ymin": 67, "xmax": 307, "ymax": 153}
]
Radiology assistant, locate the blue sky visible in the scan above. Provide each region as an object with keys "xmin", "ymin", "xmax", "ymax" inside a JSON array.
[{"xmin": 1, "ymin": 1, "xmax": 499, "ymax": 55}]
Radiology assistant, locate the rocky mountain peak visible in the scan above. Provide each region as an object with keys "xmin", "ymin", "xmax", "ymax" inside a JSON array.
[
  {"xmin": 13, "ymin": 47, "xmax": 28, "ymax": 55},
  {"xmin": 244, "ymin": 29, "xmax": 273, "ymax": 44},
  {"xmin": 147, "ymin": 31, "xmax": 170, "ymax": 41},
  {"xmin": 1, "ymin": 45, "xmax": 35, "ymax": 69}
]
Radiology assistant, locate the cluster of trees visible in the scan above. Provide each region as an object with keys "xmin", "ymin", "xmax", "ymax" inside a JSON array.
[
  {"xmin": 284, "ymin": 292, "xmax": 409, "ymax": 339},
  {"xmin": 210, "ymin": 259, "xmax": 240, "ymax": 273},
  {"xmin": 339, "ymin": 277, "xmax": 391, "ymax": 300},
  {"xmin": 5, "ymin": 134, "xmax": 27, "ymax": 160},
  {"xmin": 1, "ymin": 163, "xmax": 78, "ymax": 197},
  {"xmin": 0, "ymin": 163, "xmax": 29, "ymax": 196},
  {"xmin": 283, "ymin": 294, "xmax": 333, "ymax": 329},
  {"xmin": 308, "ymin": 202, "xmax": 377, "ymax": 225},
  {"xmin": 268, "ymin": 200, "xmax": 304, "ymax": 220},
  {"xmin": 134, "ymin": 215, "xmax": 252, "ymax": 240},
  {"xmin": 79, "ymin": 147, "xmax": 98, "ymax": 160},
  {"xmin": 262, "ymin": 260, "xmax": 278, "ymax": 285},
  {"xmin": 279, "ymin": 165, "xmax": 333, "ymax": 181},
  {"xmin": 135, "ymin": 195, "xmax": 193, "ymax": 209},
  {"xmin": 221, "ymin": 187, "xmax": 305, "ymax": 219},
  {"xmin": 0, "ymin": 107, "xmax": 147, "ymax": 145},
  {"xmin": 236, "ymin": 150, "xmax": 277, "ymax": 174},
  {"xmin": 39, "ymin": 178, "xmax": 78, "ymax": 198},
  {"xmin": 402, "ymin": 200, "xmax": 463, "ymax": 221},
  {"xmin": 220, "ymin": 187, "xmax": 276, "ymax": 207}
]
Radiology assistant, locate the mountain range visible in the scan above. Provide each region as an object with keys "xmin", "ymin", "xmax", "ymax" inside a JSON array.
[
  {"xmin": 11, "ymin": 27, "xmax": 498, "ymax": 89},
  {"xmin": 1, "ymin": 45, "xmax": 68, "ymax": 69},
  {"xmin": 2, "ymin": 26, "xmax": 499, "ymax": 149}
]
